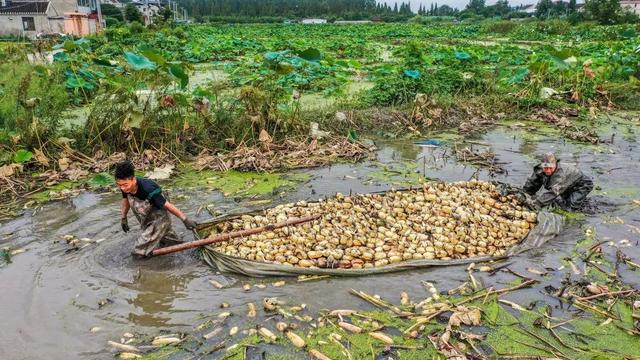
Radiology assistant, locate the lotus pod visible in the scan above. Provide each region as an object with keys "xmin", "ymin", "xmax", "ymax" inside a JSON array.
[
  {"xmin": 369, "ymin": 331, "xmax": 394, "ymax": 344},
  {"xmin": 400, "ymin": 292, "xmax": 410, "ymax": 305},
  {"xmin": 287, "ymin": 331, "xmax": 306, "ymax": 348},
  {"xmin": 329, "ymin": 309, "xmax": 357, "ymax": 316},
  {"xmin": 247, "ymin": 303, "xmax": 256, "ymax": 317},
  {"xmin": 151, "ymin": 337, "xmax": 180, "ymax": 346},
  {"xmin": 108, "ymin": 341, "xmax": 139, "ymax": 353},
  {"xmin": 309, "ymin": 349, "xmax": 332, "ymax": 360},
  {"xmin": 338, "ymin": 321, "xmax": 362, "ymax": 333},
  {"xmin": 258, "ymin": 327, "xmax": 277, "ymax": 341},
  {"xmin": 298, "ymin": 259, "xmax": 314, "ymax": 267},
  {"xmin": 263, "ymin": 297, "xmax": 279, "ymax": 311},
  {"xmin": 211, "ymin": 181, "xmax": 534, "ymax": 267},
  {"xmin": 119, "ymin": 353, "xmax": 141, "ymax": 359}
]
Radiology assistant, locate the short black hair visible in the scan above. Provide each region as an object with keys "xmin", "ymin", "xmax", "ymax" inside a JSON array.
[{"xmin": 114, "ymin": 160, "xmax": 135, "ymax": 180}]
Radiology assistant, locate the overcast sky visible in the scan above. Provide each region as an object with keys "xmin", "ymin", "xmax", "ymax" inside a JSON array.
[{"xmin": 378, "ymin": 0, "xmax": 539, "ymax": 11}]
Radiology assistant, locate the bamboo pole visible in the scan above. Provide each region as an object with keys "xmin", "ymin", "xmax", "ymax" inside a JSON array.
[{"xmin": 151, "ymin": 214, "xmax": 321, "ymax": 256}]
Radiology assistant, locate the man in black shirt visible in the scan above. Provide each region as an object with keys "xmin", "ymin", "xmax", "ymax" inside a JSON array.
[{"xmin": 115, "ymin": 160, "xmax": 196, "ymax": 256}]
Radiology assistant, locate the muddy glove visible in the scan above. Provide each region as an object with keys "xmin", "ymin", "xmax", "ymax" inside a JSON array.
[
  {"xmin": 121, "ymin": 217, "xmax": 130, "ymax": 232},
  {"xmin": 535, "ymin": 191, "xmax": 558, "ymax": 208},
  {"xmin": 522, "ymin": 193, "xmax": 539, "ymax": 210},
  {"xmin": 182, "ymin": 217, "xmax": 197, "ymax": 230}
]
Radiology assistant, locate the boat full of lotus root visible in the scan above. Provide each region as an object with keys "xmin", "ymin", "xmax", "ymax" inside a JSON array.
[{"xmin": 197, "ymin": 180, "xmax": 564, "ymax": 277}]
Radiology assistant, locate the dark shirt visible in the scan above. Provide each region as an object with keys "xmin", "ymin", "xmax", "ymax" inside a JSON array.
[
  {"xmin": 523, "ymin": 161, "xmax": 585, "ymax": 197},
  {"xmin": 121, "ymin": 176, "xmax": 167, "ymax": 209}
]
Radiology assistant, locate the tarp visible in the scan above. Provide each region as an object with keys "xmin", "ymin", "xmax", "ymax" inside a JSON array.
[{"xmin": 197, "ymin": 186, "xmax": 564, "ymax": 277}]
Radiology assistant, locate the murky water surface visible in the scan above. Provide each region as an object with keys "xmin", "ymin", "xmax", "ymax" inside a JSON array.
[{"xmin": 1, "ymin": 114, "xmax": 639, "ymax": 359}]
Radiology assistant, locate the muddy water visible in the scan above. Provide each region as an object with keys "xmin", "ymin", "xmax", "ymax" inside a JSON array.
[{"xmin": 1, "ymin": 115, "xmax": 639, "ymax": 359}]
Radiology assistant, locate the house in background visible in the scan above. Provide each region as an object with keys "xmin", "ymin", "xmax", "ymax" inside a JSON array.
[
  {"xmin": 335, "ymin": 20, "xmax": 372, "ymax": 24},
  {"xmin": 621, "ymin": 0, "xmax": 640, "ymax": 14},
  {"xmin": 519, "ymin": 4, "xmax": 537, "ymax": 15},
  {"xmin": 301, "ymin": 18, "xmax": 327, "ymax": 24},
  {"xmin": 0, "ymin": 0, "xmax": 101, "ymax": 38}
]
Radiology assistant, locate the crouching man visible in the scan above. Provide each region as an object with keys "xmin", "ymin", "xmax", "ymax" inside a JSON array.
[
  {"xmin": 115, "ymin": 160, "xmax": 196, "ymax": 256},
  {"xmin": 523, "ymin": 152, "xmax": 593, "ymax": 210}
]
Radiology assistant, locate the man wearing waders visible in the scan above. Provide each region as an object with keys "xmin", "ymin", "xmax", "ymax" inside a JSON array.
[
  {"xmin": 115, "ymin": 160, "xmax": 196, "ymax": 256},
  {"xmin": 523, "ymin": 152, "xmax": 593, "ymax": 210}
]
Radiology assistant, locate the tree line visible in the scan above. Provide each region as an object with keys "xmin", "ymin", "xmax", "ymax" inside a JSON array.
[
  {"xmin": 458, "ymin": 0, "xmax": 638, "ymax": 24},
  {"xmin": 176, "ymin": 0, "xmax": 418, "ymax": 21},
  {"xmin": 173, "ymin": 0, "xmax": 637, "ymax": 25},
  {"xmin": 97, "ymin": 0, "xmax": 638, "ymax": 26}
]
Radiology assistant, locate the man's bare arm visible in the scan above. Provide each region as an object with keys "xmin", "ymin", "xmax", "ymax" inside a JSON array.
[
  {"xmin": 121, "ymin": 198, "xmax": 130, "ymax": 218},
  {"xmin": 164, "ymin": 201, "xmax": 187, "ymax": 221}
]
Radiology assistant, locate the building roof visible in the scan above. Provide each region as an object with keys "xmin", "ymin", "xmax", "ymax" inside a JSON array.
[{"xmin": 0, "ymin": 1, "xmax": 49, "ymax": 14}]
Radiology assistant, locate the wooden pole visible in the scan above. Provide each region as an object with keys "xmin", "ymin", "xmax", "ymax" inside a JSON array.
[{"xmin": 151, "ymin": 214, "xmax": 322, "ymax": 256}]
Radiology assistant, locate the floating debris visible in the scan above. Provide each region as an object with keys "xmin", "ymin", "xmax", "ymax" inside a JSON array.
[
  {"xmin": 209, "ymin": 280, "xmax": 224, "ymax": 289},
  {"xmin": 263, "ymin": 297, "xmax": 279, "ymax": 311},
  {"xmin": 194, "ymin": 137, "xmax": 375, "ymax": 172},
  {"xmin": 455, "ymin": 146, "xmax": 504, "ymax": 173},
  {"xmin": 9, "ymin": 248, "xmax": 25, "ymax": 256},
  {"xmin": 151, "ymin": 336, "xmax": 181, "ymax": 346},
  {"xmin": 203, "ymin": 328, "xmax": 222, "ymax": 340},
  {"xmin": 276, "ymin": 322, "xmax": 288, "ymax": 332},
  {"xmin": 400, "ymin": 292, "xmax": 410, "ymax": 305},
  {"xmin": 98, "ymin": 298, "xmax": 114, "ymax": 309},
  {"xmin": 218, "ymin": 312, "xmax": 231, "ymax": 319},
  {"xmin": 330, "ymin": 309, "xmax": 357, "ymax": 317},
  {"xmin": 247, "ymin": 303, "xmax": 256, "ymax": 318},
  {"xmin": 229, "ymin": 326, "xmax": 239, "ymax": 336},
  {"xmin": 107, "ymin": 341, "xmax": 139, "ymax": 353}
]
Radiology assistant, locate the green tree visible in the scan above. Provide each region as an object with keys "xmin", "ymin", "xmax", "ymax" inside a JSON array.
[
  {"xmin": 437, "ymin": 4, "xmax": 456, "ymax": 16},
  {"xmin": 157, "ymin": 5, "xmax": 173, "ymax": 22},
  {"xmin": 535, "ymin": 0, "xmax": 553, "ymax": 17},
  {"xmin": 491, "ymin": 0, "xmax": 511, "ymax": 16},
  {"xmin": 466, "ymin": 0, "xmax": 486, "ymax": 14},
  {"xmin": 124, "ymin": 4, "xmax": 143, "ymax": 23},
  {"xmin": 568, "ymin": 0, "xmax": 577, "ymax": 12},
  {"xmin": 100, "ymin": 3, "xmax": 124, "ymax": 22},
  {"xmin": 584, "ymin": 0, "xmax": 622, "ymax": 24}
]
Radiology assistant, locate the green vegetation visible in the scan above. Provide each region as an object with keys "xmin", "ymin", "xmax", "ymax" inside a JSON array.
[
  {"xmin": 175, "ymin": 0, "xmax": 639, "ymax": 24},
  {"xmin": 0, "ymin": 20, "xmax": 638, "ymax": 211},
  {"xmin": 3, "ymin": 21, "xmax": 637, "ymax": 156},
  {"xmin": 172, "ymin": 167, "xmax": 310, "ymax": 196}
]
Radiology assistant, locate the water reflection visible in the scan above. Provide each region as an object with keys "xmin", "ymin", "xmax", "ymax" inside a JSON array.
[{"xmin": 126, "ymin": 270, "xmax": 194, "ymax": 327}]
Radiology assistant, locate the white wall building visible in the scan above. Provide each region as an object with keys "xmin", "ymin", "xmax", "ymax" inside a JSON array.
[
  {"xmin": 301, "ymin": 18, "xmax": 326, "ymax": 24},
  {"xmin": 0, "ymin": 0, "xmax": 99, "ymax": 38},
  {"xmin": 621, "ymin": 0, "xmax": 640, "ymax": 15}
]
